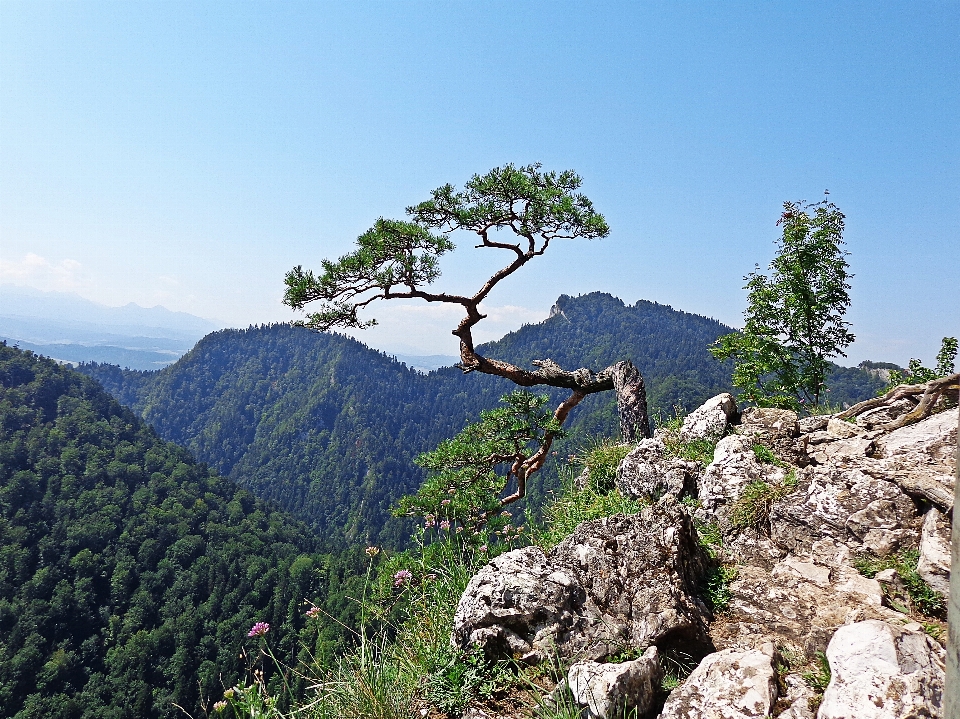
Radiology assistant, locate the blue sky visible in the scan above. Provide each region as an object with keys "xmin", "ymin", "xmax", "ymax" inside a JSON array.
[{"xmin": 1, "ymin": 2, "xmax": 957, "ymax": 364}]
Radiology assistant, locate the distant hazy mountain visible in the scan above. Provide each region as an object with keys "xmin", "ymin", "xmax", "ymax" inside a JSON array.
[
  {"xmin": 0, "ymin": 285, "xmax": 223, "ymax": 369},
  {"xmin": 391, "ymin": 353, "xmax": 459, "ymax": 372}
]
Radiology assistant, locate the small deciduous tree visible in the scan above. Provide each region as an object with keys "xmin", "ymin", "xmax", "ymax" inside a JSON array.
[
  {"xmin": 283, "ymin": 163, "xmax": 651, "ymax": 508},
  {"xmin": 710, "ymin": 197, "xmax": 854, "ymax": 410}
]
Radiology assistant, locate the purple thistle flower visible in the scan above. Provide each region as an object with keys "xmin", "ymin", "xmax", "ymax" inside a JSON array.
[
  {"xmin": 393, "ymin": 569, "xmax": 413, "ymax": 587},
  {"xmin": 247, "ymin": 621, "xmax": 270, "ymax": 638}
]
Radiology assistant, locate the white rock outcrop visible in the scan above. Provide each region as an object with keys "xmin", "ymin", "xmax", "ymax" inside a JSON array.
[
  {"xmin": 817, "ymin": 620, "xmax": 945, "ymax": 719},
  {"xmin": 679, "ymin": 392, "xmax": 738, "ymax": 443},
  {"xmin": 658, "ymin": 645, "xmax": 779, "ymax": 719},
  {"xmin": 566, "ymin": 647, "xmax": 660, "ymax": 719}
]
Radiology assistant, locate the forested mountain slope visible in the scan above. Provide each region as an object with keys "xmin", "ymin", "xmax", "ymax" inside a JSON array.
[
  {"xmin": 0, "ymin": 343, "xmax": 336, "ymax": 719},
  {"xmin": 79, "ymin": 292, "xmax": 884, "ymax": 550}
]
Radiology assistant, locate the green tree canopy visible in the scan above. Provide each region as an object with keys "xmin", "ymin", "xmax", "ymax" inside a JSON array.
[
  {"xmin": 710, "ymin": 197, "xmax": 854, "ymax": 409},
  {"xmin": 284, "ymin": 164, "xmax": 651, "ymax": 508}
]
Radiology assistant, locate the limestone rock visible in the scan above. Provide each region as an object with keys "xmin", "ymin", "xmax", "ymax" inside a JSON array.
[
  {"xmin": 770, "ymin": 464, "xmax": 918, "ymax": 556},
  {"xmin": 826, "ymin": 417, "xmax": 861, "ymax": 439},
  {"xmin": 451, "ymin": 504, "xmax": 711, "ymax": 663},
  {"xmin": 875, "ymin": 408, "xmax": 958, "ymax": 467},
  {"xmin": 712, "ymin": 540, "xmax": 899, "ymax": 658},
  {"xmin": 658, "ymin": 645, "xmax": 779, "ymax": 719},
  {"xmin": 616, "ymin": 437, "xmax": 698, "ymax": 502},
  {"xmin": 450, "ymin": 546, "xmax": 585, "ymax": 662},
  {"xmin": 741, "ymin": 407, "xmax": 800, "ymax": 438},
  {"xmin": 740, "ymin": 407, "xmax": 809, "ymax": 466},
  {"xmin": 776, "ymin": 673, "xmax": 817, "ymax": 719},
  {"xmin": 679, "ymin": 392, "xmax": 738, "ymax": 443},
  {"xmin": 567, "ymin": 647, "xmax": 661, "ymax": 719},
  {"xmin": 817, "ymin": 620, "xmax": 945, "ymax": 719},
  {"xmin": 549, "ymin": 503, "xmax": 712, "ymax": 659},
  {"xmin": 697, "ymin": 435, "xmax": 785, "ymax": 515},
  {"xmin": 798, "ymin": 415, "xmax": 831, "ymax": 434},
  {"xmin": 917, "ymin": 508, "xmax": 950, "ymax": 598}
]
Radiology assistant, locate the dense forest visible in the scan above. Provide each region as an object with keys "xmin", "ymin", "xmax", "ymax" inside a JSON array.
[
  {"xmin": 0, "ymin": 343, "xmax": 365, "ymax": 719},
  {"xmin": 79, "ymin": 292, "xmax": 886, "ymax": 551}
]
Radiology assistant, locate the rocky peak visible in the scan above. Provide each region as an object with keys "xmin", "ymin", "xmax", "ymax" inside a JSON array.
[{"xmin": 451, "ymin": 384, "xmax": 957, "ymax": 718}]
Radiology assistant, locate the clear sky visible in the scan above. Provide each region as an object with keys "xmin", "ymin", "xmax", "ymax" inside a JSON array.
[{"xmin": 1, "ymin": 2, "xmax": 957, "ymax": 364}]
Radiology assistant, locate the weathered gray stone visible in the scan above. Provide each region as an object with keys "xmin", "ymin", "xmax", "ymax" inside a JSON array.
[
  {"xmin": 451, "ymin": 503, "xmax": 711, "ymax": 663},
  {"xmin": 679, "ymin": 392, "xmax": 738, "ymax": 443},
  {"xmin": 616, "ymin": 437, "xmax": 698, "ymax": 502},
  {"xmin": 698, "ymin": 434, "xmax": 786, "ymax": 514},
  {"xmin": 741, "ymin": 407, "xmax": 800, "ymax": 438},
  {"xmin": 770, "ymin": 463, "xmax": 918, "ymax": 556},
  {"xmin": 798, "ymin": 415, "xmax": 831, "ymax": 434},
  {"xmin": 567, "ymin": 647, "xmax": 661, "ymax": 719},
  {"xmin": 450, "ymin": 546, "xmax": 585, "ymax": 662},
  {"xmin": 817, "ymin": 620, "xmax": 945, "ymax": 719},
  {"xmin": 712, "ymin": 539, "xmax": 898, "ymax": 658},
  {"xmin": 658, "ymin": 645, "xmax": 779, "ymax": 719},
  {"xmin": 917, "ymin": 507, "xmax": 950, "ymax": 598},
  {"xmin": 808, "ymin": 436, "xmax": 874, "ymax": 465},
  {"xmin": 876, "ymin": 408, "xmax": 958, "ymax": 466},
  {"xmin": 826, "ymin": 417, "xmax": 862, "ymax": 439}
]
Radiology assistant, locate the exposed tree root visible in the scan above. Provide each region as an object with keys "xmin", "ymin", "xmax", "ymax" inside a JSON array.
[{"xmin": 837, "ymin": 373, "xmax": 960, "ymax": 431}]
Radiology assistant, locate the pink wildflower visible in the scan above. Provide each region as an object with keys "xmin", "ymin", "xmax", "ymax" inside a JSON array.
[
  {"xmin": 440, "ymin": 520, "xmax": 451, "ymax": 531},
  {"xmin": 393, "ymin": 569, "xmax": 413, "ymax": 587},
  {"xmin": 305, "ymin": 605, "xmax": 321, "ymax": 619},
  {"xmin": 441, "ymin": 499, "xmax": 451, "ymax": 506},
  {"xmin": 424, "ymin": 514, "xmax": 436, "ymax": 528},
  {"xmin": 213, "ymin": 700, "xmax": 228, "ymax": 712},
  {"xmin": 247, "ymin": 621, "xmax": 270, "ymax": 638},
  {"xmin": 479, "ymin": 544, "xmax": 488, "ymax": 553}
]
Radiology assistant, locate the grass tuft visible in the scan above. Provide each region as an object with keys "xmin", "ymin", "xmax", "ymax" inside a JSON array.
[{"xmin": 853, "ymin": 549, "xmax": 946, "ymax": 617}]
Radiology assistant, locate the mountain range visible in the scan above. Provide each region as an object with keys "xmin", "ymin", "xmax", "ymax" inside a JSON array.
[
  {"xmin": 0, "ymin": 286, "xmax": 222, "ymax": 370},
  {"xmin": 78, "ymin": 292, "xmax": 887, "ymax": 550}
]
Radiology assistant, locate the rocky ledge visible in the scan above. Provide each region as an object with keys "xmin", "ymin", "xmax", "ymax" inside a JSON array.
[{"xmin": 452, "ymin": 388, "xmax": 957, "ymax": 719}]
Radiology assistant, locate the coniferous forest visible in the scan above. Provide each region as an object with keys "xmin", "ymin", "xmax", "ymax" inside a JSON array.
[
  {"xmin": 0, "ymin": 343, "xmax": 369, "ymax": 718},
  {"xmin": 1, "ymin": 292, "xmax": 891, "ymax": 717},
  {"xmin": 79, "ymin": 293, "xmax": 885, "ymax": 549}
]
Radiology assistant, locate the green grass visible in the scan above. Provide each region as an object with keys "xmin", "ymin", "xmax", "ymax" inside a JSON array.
[
  {"xmin": 728, "ymin": 477, "xmax": 795, "ymax": 533},
  {"xmin": 581, "ymin": 437, "xmax": 634, "ymax": 492},
  {"xmin": 751, "ymin": 443, "xmax": 783, "ymax": 466},
  {"xmin": 534, "ymin": 466, "xmax": 646, "ymax": 552},
  {"xmin": 853, "ymin": 549, "xmax": 946, "ymax": 617},
  {"xmin": 704, "ymin": 565, "xmax": 737, "ymax": 612}
]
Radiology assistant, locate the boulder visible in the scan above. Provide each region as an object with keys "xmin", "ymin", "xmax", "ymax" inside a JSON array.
[
  {"xmin": 875, "ymin": 408, "xmax": 958, "ymax": 467},
  {"xmin": 658, "ymin": 645, "xmax": 779, "ymax": 719},
  {"xmin": 616, "ymin": 437, "xmax": 698, "ymax": 502},
  {"xmin": 451, "ymin": 503, "xmax": 712, "ymax": 663},
  {"xmin": 817, "ymin": 620, "xmax": 945, "ymax": 719},
  {"xmin": 679, "ymin": 392, "xmax": 738, "ymax": 443},
  {"xmin": 450, "ymin": 546, "xmax": 585, "ymax": 662},
  {"xmin": 770, "ymin": 463, "xmax": 918, "ymax": 556},
  {"xmin": 567, "ymin": 647, "xmax": 661, "ymax": 719},
  {"xmin": 740, "ymin": 407, "xmax": 800, "ymax": 439},
  {"xmin": 697, "ymin": 434, "xmax": 786, "ymax": 515},
  {"xmin": 916, "ymin": 508, "xmax": 950, "ymax": 598}
]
